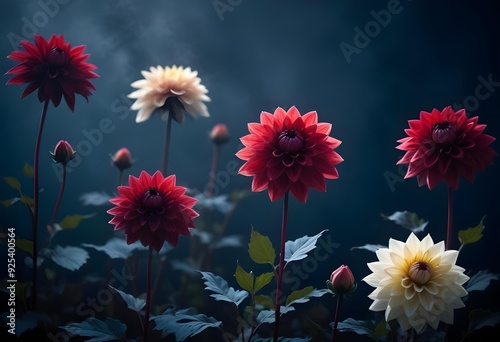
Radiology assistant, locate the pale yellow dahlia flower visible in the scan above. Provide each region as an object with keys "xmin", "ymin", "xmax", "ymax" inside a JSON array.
[
  {"xmin": 128, "ymin": 65, "xmax": 210, "ymax": 123},
  {"xmin": 362, "ymin": 233, "xmax": 469, "ymax": 333}
]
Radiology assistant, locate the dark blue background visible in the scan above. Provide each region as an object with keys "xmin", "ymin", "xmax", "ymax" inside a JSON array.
[{"xmin": 1, "ymin": 0, "xmax": 499, "ymax": 340}]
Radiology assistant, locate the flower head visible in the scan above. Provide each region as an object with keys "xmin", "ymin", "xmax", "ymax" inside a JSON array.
[
  {"xmin": 236, "ymin": 106, "xmax": 343, "ymax": 203},
  {"xmin": 107, "ymin": 171, "xmax": 198, "ymax": 251},
  {"xmin": 6, "ymin": 34, "xmax": 99, "ymax": 112},
  {"xmin": 51, "ymin": 140, "xmax": 76, "ymax": 165},
  {"xmin": 396, "ymin": 107, "xmax": 496, "ymax": 190},
  {"xmin": 363, "ymin": 233, "xmax": 469, "ymax": 333},
  {"xmin": 327, "ymin": 265, "xmax": 356, "ymax": 295},
  {"xmin": 111, "ymin": 147, "xmax": 133, "ymax": 171},
  {"xmin": 128, "ymin": 65, "xmax": 210, "ymax": 123},
  {"xmin": 210, "ymin": 123, "xmax": 230, "ymax": 145}
]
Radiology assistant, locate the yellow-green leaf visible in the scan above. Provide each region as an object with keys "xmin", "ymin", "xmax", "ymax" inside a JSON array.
[
  {"xmin": 1, "ymin": 197, "xmax": 20, "ymax": 208},
  {"xmin": 23, "ymin": 163, "xmax": 34, "ymax": 177},
  {"xmin": 4, "ymin": 177, "xmax": 21, "ymax": 191},
  {"xmin": 59, "ymin": 213, "xmax": 96, "ymax": 229},
  {"xmin": 374, "ymin": 319, "xmax": 390, "ymax": 338},
  {"xmin": 248, "ymin": 226, "xmax": 275, "ymax": 266},
  {"xmin": 286, "ymin": 286, "xmax": 314, "ymax": 306},
  {"xmin": 254, "ymin": 272, "xmax": 274, "ymax": 293},
  {"xmin": 458, "ymin": 216, "xmax": 486, "ymax": 245},
  {"xmin": 16, "ymin": 239, "xmax": 33, "ymax": 256},
  {"xmin": 20, "ymin": 195, "xmax": 34, "ymax": 207},
  {"xmin": 254, "ymin": 294, "xmax": 274, "ymax": 309},
  {"xmin": 235, "ymin": 264, "xmax": 254, "ymax": 293}
]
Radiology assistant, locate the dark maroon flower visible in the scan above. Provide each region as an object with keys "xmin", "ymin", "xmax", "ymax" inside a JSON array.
[
  {"xmin": 107, "ymin": 171, "xmax": 198, "ymax": 251},
  {"xmin": 397, "ymin": 107, "xmax": 496, "ymax": 189},
  {"xmin": 51, "ymin": 140, "xmax": 76, "ymax": 165},
  {"xmin": 236, "ymin": 106, "xmax": 343, "ymax": 203},
  {"xmin": 5, "ymin": 34, "xmax": 99, "ymax": 112}
]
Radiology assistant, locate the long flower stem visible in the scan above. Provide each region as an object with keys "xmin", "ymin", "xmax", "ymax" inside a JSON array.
[
  {"xmin": 32, "ymin": 99, "xmax": 49, "ymax": 310},
  {"xmin": 446, "ymin": 186, "xmax": 453, "ymax": 250},
  {"xmin": 143, "ymin": 246, "xmax": 153, "ymax": 342},
  {"xmin": 49, "ymin": 164, "xmax": 66, "ymax": 227},
  {"xmin": 273, "ymin": 191, "xmax": 289, "ymax": 342},
  {"xmin": 162, "ymin": 114, "xmax": 173, "ymax": 175},
  {"xmin": 207, "ymin": 144, "xmax": 220, "ymax": 197},
  {"xmin": 331, "ymin": 294, "xmax": 343, "ymax": 342}
]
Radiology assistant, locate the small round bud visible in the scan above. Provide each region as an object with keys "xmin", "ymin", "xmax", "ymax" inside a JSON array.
[
  {"xmin": 210, "ymin": 123, "xmax": 230, "ymax": 145},
  {"xmin": 111, "ymin": 148, "xmax": 133, "ymax": 171},
  {"xmin": 51, "ymin": 140, "xmax": 76, "ymax": 165}
]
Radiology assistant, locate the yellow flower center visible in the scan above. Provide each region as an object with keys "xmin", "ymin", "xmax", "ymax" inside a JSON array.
[{"xmin": 408, "ymin": 261, "xmax": 432, "ymax": 285}]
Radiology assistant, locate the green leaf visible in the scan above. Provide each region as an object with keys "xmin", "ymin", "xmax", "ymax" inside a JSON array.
[
  {"xmin": 254, "ymin": 294, "xmax": 274, "ymax": 309},
  {"xmin": 254, "ymin": 272, "xmax": 274, "ymax": 293},
  {"xmin": 1, "ymin": 197, "xmax": 20, "ymax": 208},
  {"xmin": 4, "ymin": 177, "xmax": 21, "ymax": 191},
  {"xmin": 23, "ymin": 163, "xmax": 34, "ymax": 177},
  {"xmin": 458, "ymin": 216, "xmax": 486, "ymax": 246},
  {"xmin": 248, "ymin": 226, "xmax": 275, "ymax": 265},
  {"xmin": 373, "ymin": 319, "xmax": 390, "ymax": 338},
  {"xmin": 59, "ymin": 213, "xmax": 96, "ymax": 229},
  {"xmin": 20, "ymin": 195, "xmax": 34, "ymax": 207},
  {"xmin": 235, "ymin": 264, "xmax": 254, "ymax": 293},
  {"xmin": 16, "ymin": 239, "xmax": 33, "ymax": 256},
  {"xmin": 286, "ymin": 286, "xmax": 314, "ymax": 306}
]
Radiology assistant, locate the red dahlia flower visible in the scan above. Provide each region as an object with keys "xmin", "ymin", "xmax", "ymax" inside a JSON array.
[
  {"xmin": 107, "ymin": 171, "xmax": 198, "ymax": 251},
  {"xmin": 236, "ymin": 106, "xmax": 343, "ymax": 203},
  {"xmin": 397, "ymin": 107, "xmax": 496, "ymax": 190},
  {"xmin": 6, "ymin": 34, "xmax": 99, "ymax": 112}
]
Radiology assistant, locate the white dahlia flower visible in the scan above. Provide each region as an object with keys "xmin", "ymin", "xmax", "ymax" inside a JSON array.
[
  {"xmin": 363, "ymin": 233, "xmax": 469, "ymax": 333},
  {"xmin": 128, "ymin": 65, "xmax": 210, "ymax": 123}
]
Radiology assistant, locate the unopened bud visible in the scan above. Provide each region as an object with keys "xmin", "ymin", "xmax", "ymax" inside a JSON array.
[
  {"xmin": 51, "ymin": 140, "xmax": 76, "ymax": 165},
  {"xmin": 210, "ymin": 123, "xmax": 230, "ymax": 145},
  {"xmin": 111, "ymin": 148, "xmax": 133, "ymax": 171}
]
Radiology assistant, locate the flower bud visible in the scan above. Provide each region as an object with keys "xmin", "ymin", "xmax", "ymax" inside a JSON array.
[
  {"xmin": 327, "ymin": 265, "xmax": 356, "ymax": 295},
  {"xmin": 51, "ymin": 140, "xmax": 76, "ymax": 165},
  {"xmin": 111, "ymin": 148, "xmax": 133, "ymax": 171},
  {"xmin": 409, "ymin": 261, "xmax": 432, "ymax": 285},
  {"xmin": 210, "ymin": 123, "xmax": 230, "ymax": 145}
]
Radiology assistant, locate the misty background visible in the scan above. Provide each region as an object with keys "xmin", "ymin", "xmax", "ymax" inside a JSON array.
[{"xmin": 1, "ymin": 0, "xmax": 499, "ymax": 333}]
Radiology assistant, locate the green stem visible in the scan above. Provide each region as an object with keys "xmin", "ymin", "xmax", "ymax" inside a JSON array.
[
  {"xmin": 49, "ymin": 164, "xmax": 66, "ymax": 227},
  {"xmin": 273, "ymin": 191, "xmax": 289, "ymax": 342},
  {"xmin": 143, "ymin": 247, "xmax": 153, "ymax": 342},
  {"xmin": 32, "ymin": 99, "xmax": 49, "ymax": 310}
]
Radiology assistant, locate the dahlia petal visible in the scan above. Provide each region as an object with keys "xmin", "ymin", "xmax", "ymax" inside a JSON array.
[
  {"xmin": 285, "ymin": 165, "xmax": 302, "ymax": 183},
  {"xmin": 268, "ymin": 176, "xmax": 290, "ymax": 202},
  {"xmin": 290, "ymin": 181, "xmax": 309, "ymax": 203},
  {"xmin": 302, "ymin": 111, "xmax": 318, "ymax": 126}
]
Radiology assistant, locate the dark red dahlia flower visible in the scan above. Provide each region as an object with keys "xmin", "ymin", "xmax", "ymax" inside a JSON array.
[
  {"xmin": 6, "ymin": 34, "xmax": 99, "ymax": 112},
  {"xmin": 107, "ymin": 171, "xmax": 198, "ymax": 251},
  {"xmin": 397, "ymin": 106, "xmax": 496, "ymax": 190},
  {"xmin": 236, "ymin": 106, "xmax": 343, "ymax": 203}
]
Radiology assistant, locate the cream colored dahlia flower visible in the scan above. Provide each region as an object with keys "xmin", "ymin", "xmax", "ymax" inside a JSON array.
[
  {"xmin": 363, "ymin": 233, "xmax": 469, "ymax": 333},
  {"xmin": 128, "ymin": 65, "xmax": 210, "ymax": 123}
]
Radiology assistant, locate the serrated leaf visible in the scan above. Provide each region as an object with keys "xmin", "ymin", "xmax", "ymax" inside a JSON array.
[
  {"xmin": 286, "ymin": 288, "xmax": 328, "ymax": 306},
  {"xmin": 467, "ymin": 309, "xmax": 500, "ymax": 333},
  {"xmin": 335, "ymin": 318, "xmax": 379, "ymax": 339},
  {"xmin": 16, "ymin": 239, "xmax": 33, "ymax": 256},
  {"xmin": 459, "ymin": 216, "xmax": 486, "ymax": 245},
  {"xmin": 254, "ymin": 272, "xmax": 274, "ymax": 293},
  {"xmin": 49, "ymin": 246, "xmax": 89, "ymax": 271},
  {"xmin": 153, "ymin": 311, "xmax": 222, "ymax": 340},
  {"xmin": 109, "ymin": 286, "xmax": 145, "ymax": 312},
  {"xmin": 59, "ymin": 213, "xmax": 96, "ymax": 229},
  {"xmin": 350, "ymin": 244, "xmax": 386, "ymax": 252},
  {"xmin": 23, "ymin": 163, "xmax": 34, "ymax": 177},
  {"xmin": 235, "ymin": 264, "xmax": 254, "ymax": 293},
  {"xmin": 1, "ymin": 197, "xmax": 20, "ymax": 207},
  {"xmin": 20, "ymin": 195, "xmax": 34, "ymax": 207},
  {"xmin": 254, "ymin": 294, "xmax": 274, "ymax": 309},
  {"xmin": 82, "ymin": 238, "xmax": 147, "ymax": 259},
  {"xmin": 465, "ymin": 270, "xmax": 499, "ymax": 293},
  {"xmin": 381, "ymin": 211, "xmax": 428, "ymax": 233},
  {"xmin": 248, "ymin": 227, "xmax": 275, "ymax": 265},
  {"xmin": 61, "ymin": 317, "xmax": 127, "ymax": 342},
  {"xmin": 4, "ymin": 177, "xmax": 21, "ymax": 191},
  {"xmin": 200, "ymin": 271, "xmax": 248, "ymax": 306},
  {"xmin": 256, "ymin": 306, "xmax": 295, "ymax": 324},
  {"xmin": 284, "ymin": 230, "xmax": 328, "ymax": 263}
]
